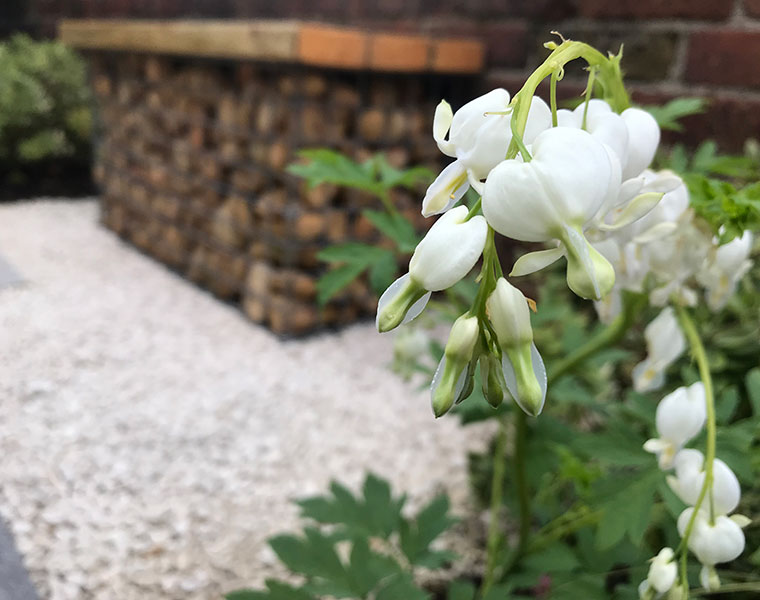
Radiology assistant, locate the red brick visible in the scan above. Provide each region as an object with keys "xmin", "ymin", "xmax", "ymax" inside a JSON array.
[
  {"xmin": 578, "ymin": 0, "xmax": 733, "ymax": 20},
  {"xmin": 484, "ymin": 21, "xmax": 529, "ymax": 68},
  {"xmin": 745, "ymin": 0, "xmax": 760, "ymax": 18},
  {"xmin": 685, "ymin": 30, "xmax": 760, "ymax": 87}
]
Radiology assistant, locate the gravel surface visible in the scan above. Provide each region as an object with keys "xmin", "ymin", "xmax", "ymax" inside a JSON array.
[{"xmin": 0, "ymin": 199, "xmax": 489, "ymax": 600}]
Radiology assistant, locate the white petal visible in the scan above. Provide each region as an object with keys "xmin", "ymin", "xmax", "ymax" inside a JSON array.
[
  {"xmin": 633, "ymin": 222, "xmax": 678, "ymax": 244},
  {"xmin": 622, "ymin": 108, "xmax": 660, "ymax": 179},
  {"xmin": 510, "ymin": 247, "xmax": 564, "ymax": 276},
  {"xmin": 433, "ymin": 100, "xmax": 455, "ymax": 156},
  {"xmin": 601, "ymin": 192, "xmax": 664, "ymax": 231},
  {"xmin": 409, "ymin": 207, "xmax": 488, "ymax": 291},
  {"xmin": 501, "ymin": 342, "xmax": 547, "ymax": 416},
  {"xmin": 421, "ymin": 160, "xmax": 469, "ymax": 217},
  {"xmin": 375, "ymin": 273, "xmax": 431, "ymax": 331},
  {"xmin": 656, "ymin": 382, "xmax": 706, "ymax": 447}
]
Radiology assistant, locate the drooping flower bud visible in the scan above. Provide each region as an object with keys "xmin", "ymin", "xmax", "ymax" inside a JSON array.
[
  {"xmin": 647, "ymin": 548, "xmax": 677, "ymax": 595},
  {"xmin": 700, "ymin": 565, "xmax": 721, "ymax": 592},
  {"xmin": 479, "ymin": 353, "xmax": 507, "ymax": 408},
  {"xmin": 643, "ymin": 382, "xmax": 706, "ymax": 469},
  {"xmin": 486, "ymin": 278, "xmax": 547, "ymax": 416},
  {"xmin": 632, "ymin": 307, "xmax": 685, "ymax": 393},
  {"xmin": 430, "ymin": 314, "xmax": 479, "ymax": 417},
  {"xmin": 376, "ymin": 206, "xmax": 487, "ymax": 332},
  {"xmin": 483, "ymin": 127, "xmax": 617, "ymax": 300}
]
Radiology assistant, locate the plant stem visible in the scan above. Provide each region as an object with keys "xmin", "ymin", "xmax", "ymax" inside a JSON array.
[
  {"xmin": 550, "ymin": 71, "xmax": 559, "ymax": 127},
  {"xmin": 675, "ymin": 304, "xmax": 717, "ymax": 593},
  {"xmin": 513, "ymin": 410, "xmax": 531, "ymax": 555},
  {"xmin": 482, "ymin": 414, "xmax": 509, "ymax": 594},
  {"xmin": 505, "ymin": 39, "xmax": 630, "ymax": 160},
  {"xmin": 547, "ymin": 291, "xmax": 645, "ymax": 386}
]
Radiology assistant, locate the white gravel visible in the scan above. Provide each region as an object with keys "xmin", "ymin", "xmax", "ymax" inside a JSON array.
[{"xmin": 0, "ymin": 199, "xmax": 489, "ymax": 600}]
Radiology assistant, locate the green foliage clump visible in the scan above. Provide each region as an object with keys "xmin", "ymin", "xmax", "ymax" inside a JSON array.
[
  {"xmin": 0, "ymin": 34, "xmax": 92, "ymax": 181},
  {"xmin": 288, "ymin": 150, "xmax": 432, "ymax": 305},
  {"xmin": 227, "ymin": 473, "xmax": 516, "ymax": 600}
]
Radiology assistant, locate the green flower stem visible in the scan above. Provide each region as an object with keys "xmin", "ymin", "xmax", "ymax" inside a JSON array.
[
  {"xmin": 466, "ymin": 197, "xmax": 483, "ymax": 220},
  {"xmin": 505, "ymin": 39, "xmax": 630, "ymax": 160},
  {"xmin": 692, "ymin": 582, "xmax": 760, "ymax": 596},
  {"xmin": 482, "ymin": 414, "xmax": 509, "ymax": 595},
  {"xmin": 675, "ymin": 304, "xmax": 717, "ymax": 592},
  {"xmin": 550, "ymin": 70, "xmax": 559, "ymax": 127},
  {"xmin": 527, "ymin": 506, "xmax": 602, "ymax": 553},
  {"xmin": 547, "ymin": 291, "xmax": 646, "ymax": 385},
  {"xmin": 581, "ymin": 66, "xmax": 597, "ymax": 131},
  {"xmin": 513, "ymin": 410, "xmax": 531, "ymax": 556}
]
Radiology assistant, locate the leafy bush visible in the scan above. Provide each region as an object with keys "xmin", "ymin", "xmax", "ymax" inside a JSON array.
[{"xmin": 0, "ymin": 34, "xmax": 92, "ymax": 187}]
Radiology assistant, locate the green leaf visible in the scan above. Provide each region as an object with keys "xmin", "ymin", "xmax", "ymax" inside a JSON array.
[
  {"xmin": 447, "ymin": 580, "xmax": 476, "ymax": 600},
  {"xmin": 368, "ymin": 250, "xmax": 398, "ymax": 295},
  {"xmin": 362, "ymin": 209, "xmax": 420, "ymax": 253},
  {"xmin": 716, "ymin": 385, "xmax": 739, "ymax": 424},
  {"xmin": 374, "ymin": 573, "xmax": 430, "ymax": 600},
  {"xmin": 746, "ymin": 368, "xmax": 760, "ymax": 416},
  {"xmin": 399, "ymin": 494, "xmax": 458, "ymax": 567},
  {"xmin": 316, "ymin": 262, "xmax": 367, "ymax": 305},
  {"xmin": 287, "ymin": 149, "xmax": 382, "ymax": 196},
  {"xmin": 594, "ymin": 468, "xmax": 660, "ymax": 550},
  {"xmin": 347, "ymin": 537, "xmax": 404, "ymax": 597},
  {"xmin": 643, "ymin": 97, "xmax": 707, "ymax": 132},
  {"xmin": 296, "ymin": 474, "xmax": 406, "ymax": 540},
  {"xmin": 226, "ymin": 581, "xmax": 315, "ymax": 600},
  {"xmin": 522, "ymin": 543, "xmax": 580, "ymax": 574},
  {"xmin": 268, "ymin": 528, "xmax": 349, "ymax": 590},
  {"xmin": 317, "ymin": 243, "xmax": 388, "ymax": 264}
]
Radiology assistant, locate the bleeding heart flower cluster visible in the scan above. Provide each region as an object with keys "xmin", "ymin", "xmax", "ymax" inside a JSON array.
[
  {"xmin": 639, "ymin": 382, "xmax": 750, "ymax": 597},
  {"xmin": 593, "ymin": 171, "xmax": 754, "ymax": 327},
  {"xmin": 376, "ymin": 84, "xmax": 669, "ymax": 418}
]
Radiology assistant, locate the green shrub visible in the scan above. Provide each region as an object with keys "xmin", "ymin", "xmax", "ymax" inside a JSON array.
[{"xmin": 0, "ymin": 34, "xmax": 92, "ymax": 182}]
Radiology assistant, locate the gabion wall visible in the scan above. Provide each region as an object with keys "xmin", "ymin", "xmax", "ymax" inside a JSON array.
[{"xmin": 87, "ymin": 51, "xmax": 476, "ymax": 334}]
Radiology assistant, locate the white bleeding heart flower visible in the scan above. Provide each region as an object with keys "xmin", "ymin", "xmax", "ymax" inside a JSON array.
[
  {"xmin": 677, "ymin": 508, "xmax": 745, "ymax": 566},
  {"xmin": 666, "ymin": 449, "xmax": 741, "ymax": 516},
  {"xmin": 620, "ymin": 107, "xmax": 660, "ymax": 180},
  {"xmin": 643, "ymin": 382, "xmax": 706, "ymax": 469},
  {"xmin": 376, "ymin": 206, "xmax": 487, "ymax": 332},
  {"xmin": 632, "ymin": 307, "xmax": 685, "ymax": 392},
  {"xmin": 486, "ymin": 278, "xmax": 547, "ymax": 416},
  {"xmin": 697, "ymin": 231, "xmax": 753, "ymax": 311},
  {"xmin": 646, "ymin": 548, "xmax": 678, "ymax": 595},
  {"xmin": 555, "ymin": 100, "xmax": 659, "ymax": 182},
  {"xmin": 483, "ymin": 127, "xmax": 617, "ymax": 300},
  {"xmin": 423, "ymin": 90, "xmax": 552, "ymax": 216}
]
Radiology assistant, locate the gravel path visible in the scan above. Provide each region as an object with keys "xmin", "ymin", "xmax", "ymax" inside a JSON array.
[{"xmin": 0, "ymin": 200, "xmax": 488, "ymax": 600}]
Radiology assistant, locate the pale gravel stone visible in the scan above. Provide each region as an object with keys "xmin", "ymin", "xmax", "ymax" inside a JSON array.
[{"xmin": 0, "ymin": 199, "xmax": 490, "ymax": 600}]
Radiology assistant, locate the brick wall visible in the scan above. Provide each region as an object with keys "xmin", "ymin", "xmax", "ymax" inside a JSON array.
[{"xmin": 27, "ymin": 0, "xmax": 760, "ymax": 151}]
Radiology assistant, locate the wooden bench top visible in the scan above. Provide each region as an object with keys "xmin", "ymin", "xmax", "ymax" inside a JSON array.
[{"xmin": 59, "ymin": 20, "xmax": 484, "ymax": 74}]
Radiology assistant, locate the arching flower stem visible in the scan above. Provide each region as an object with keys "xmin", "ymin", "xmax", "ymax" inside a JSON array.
[
  {"xmin": 505, "ymin": 39, "xmax": 631, "ymax": 161},
  {"xmin": 675, "ymin": 304, "xmax": 717, "ymax": 591}
]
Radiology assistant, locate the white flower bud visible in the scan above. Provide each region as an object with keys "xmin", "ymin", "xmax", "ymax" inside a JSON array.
[
  {"xmin": 632, "ymin": 307, "xmax": 685, "ymax": 393},
  {"xmin": 486, "ymin": 278, "xmax": 533, "ymax": 347},
  {"xmin": 409, "ymin": 206, "xmax": 488, "ymax": 291},
  {"xmin": 647, "ymin": 548, "xmax": 677, "ymax": 594},
  {"xmin": 486, "ymin": 278, "xmax": 546, "ymax": 416},
  {"xmin": 700, "ymin": 565, "xmax": 721, "ymax": 591},
  {"xmin": 643, "ymin": 382, "xmax": 706, "ymax": 469}
]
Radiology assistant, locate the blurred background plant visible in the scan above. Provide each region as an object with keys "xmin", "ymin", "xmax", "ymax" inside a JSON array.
[
  {"xmin": 235, "ymin": 100, "xmax": 760, "ymax": 598},
  {"xmin": 0, "ymin": 34, "xmax": 93, "ymax": 199}
]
